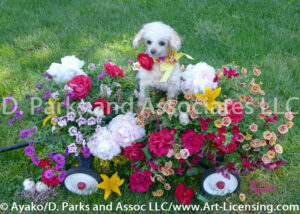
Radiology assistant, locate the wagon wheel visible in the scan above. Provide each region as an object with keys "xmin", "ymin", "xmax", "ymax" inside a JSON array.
[
  {"xmin": 200, "ymin": 168, "xmax": 240, "ymax": 196},
  {"xmin": 63, "ymin": 167, "xmax": 101, "ymax": 195}
]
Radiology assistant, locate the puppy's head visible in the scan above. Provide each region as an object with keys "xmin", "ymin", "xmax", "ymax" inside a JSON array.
[{"xmin": 133, "ymin": 21, "xmax": 181, "ymax": 58}]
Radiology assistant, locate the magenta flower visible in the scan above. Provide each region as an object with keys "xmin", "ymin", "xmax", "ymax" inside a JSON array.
[
  {"xmin": 4, "ymin": 97, "xmax": 12, "ymax": 104},
  {"xmin": 81, "ymin": 145, "xmax": 91, "ymax": 158},
  {"xmin": 31, "ymin": 154, "xmax": 40, "ymax": 166},
  {"xmin": 11, "ymin": 104, "xmax": 19, "ymax": 111},
  {"xmin": 97, "ymin": 72, "xmax": 105, "ymax": 79},
  {"xmin": 42, "ymin": 91, "xmax": 52, "ymax": 99},
  {"xmin": 58, "ymin": 171, "xmax": 67, "ymax": 182},
  {"xmin": 8, "ymin": 117, "xmax": 15, "ymax": 126},
  {"xmin": 44, "ymin": 169, "xmax": 55, "ymax": 179},
  {"xmin": 36, "ymin": 107, "xmax": 43, "ymax": 113},
  {"xmin": 20, "ymin": 129, "xmax": 32, "ymax": 139},
  {"xmin": 15, "ymin": 111, "xmax": 24, "ymax": 119},
  {"xmin": 24, "ymin": 146, "xmax": 35, "ymax": 156}
]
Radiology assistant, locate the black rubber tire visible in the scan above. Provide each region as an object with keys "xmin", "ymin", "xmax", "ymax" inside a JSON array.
[
  {"xmin": 200, "ymin": 168, "xmax": 241, "ymax": 196},
  {"xmin": 63, "ymin": 166, "xmax": 101, "ymax": 190}
]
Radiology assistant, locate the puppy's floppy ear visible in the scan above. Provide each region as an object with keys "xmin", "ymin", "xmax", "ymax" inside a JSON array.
[
  {"xmin": 170, "ymin": 29, "xmax": 181, "ymax": 50},
  {"xmin": 133, "ymin": 29, "xmax": 145, "ymax": 48}
]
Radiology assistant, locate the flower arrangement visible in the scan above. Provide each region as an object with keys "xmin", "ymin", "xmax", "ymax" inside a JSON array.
[{"xmin": 3, "ymin": 56, "xmax": 294, "ymax": 204}]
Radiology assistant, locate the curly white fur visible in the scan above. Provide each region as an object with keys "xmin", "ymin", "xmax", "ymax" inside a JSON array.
[{"xmin": 133, "ymin": 22, "xmax": 182, "ymax": 106}]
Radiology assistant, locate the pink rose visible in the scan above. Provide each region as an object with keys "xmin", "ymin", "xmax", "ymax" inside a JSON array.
[{"xmin": 123, "ymin": 142, "xmax": 145, "ymax": 161}]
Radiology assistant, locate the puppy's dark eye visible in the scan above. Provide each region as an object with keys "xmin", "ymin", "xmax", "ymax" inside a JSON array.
[
  {"xmin": 147, "ymin": 40, "xmax": 152, "ymax": 45},
  {"xmin": 159, "ymin": 41, "xmax": 166, "ymax": 46}
]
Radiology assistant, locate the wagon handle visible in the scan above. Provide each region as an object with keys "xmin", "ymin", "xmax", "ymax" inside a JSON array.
[{"xmin": 0, "ymin": 142, "xmax": 29, "ymax": 153}]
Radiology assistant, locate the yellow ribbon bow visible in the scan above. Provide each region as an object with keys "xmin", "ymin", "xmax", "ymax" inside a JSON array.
[
  {"xmin": 42, "ymin": 97, "xmax": 60, "ymax": 126},
  {"xmin": 153, "ymin": 50, "xmax": 193, "ymax": 82}
]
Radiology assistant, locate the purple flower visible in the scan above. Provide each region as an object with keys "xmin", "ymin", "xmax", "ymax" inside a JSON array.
[
  {"xmin": 44, "ymin": 169, "xmax": 55, "ymax": 179},
  {"xmin": 36, "ymin": 107, "xmax": 43, "ymax": 113},
  {"xmin": 69, "ymin": 126, "xmax": 77, "ymax": 136},
  {"xmin": 32, "ymin": 126, "xmax": 37, "ymax": 134},
  {"xmin": 15, "ymin": 111, "xmax": 24, "ymax": 119},
  {"xmin": 24, "ymin": 94, "xmax": 32, "ymax": 99},
  {"xmin": 76, "ymin": 117, "xmax": 87, "ymax": 127},
  {"xmin": 24, "ymin": 146, "xmax": 35, "ymax": 156},
  {"xmin": 67, "ymin": 143, "xmax": 77, "ymax": 153},
  {"xmin": 87, "ymin": 117, "xmax": 96, "ymax": 126},
  {"xmin": 76, "ymin": 132, "xmax": 84, "ymax": 143},
  {"xmin": 58, "ymin": 116, "xmax": 67, "ymax": 127},
  {"xmin": 58, "ymin": 171, "xmax": 67, "ymax": 182},
  {"xmin": 31, "ymin": 154, "xmax": 40, "ymax": 166},
  {"xmin": 53, "ymin": 154, "xmax": 65, "ymax": 164},
  {"xmin": 97, "ymin": 72, "xmax": 105, "ymax": 79},
  {"xmin": 81, "ymin": 145, "xmax": 91, "ymax": 158},
  {"xmin": 66, "ymin": 92, "xmax": 75, "ymax": 99},
  {"xmin": 20, "ymin": 129, "xmax": 32, "ymax": 139},
  {"xmin": 63, "ymin": 99, "xmax": 69, "ymax": 107},
  {"xmin": 67, "ymin": 112, "xmax": 76, "ymax": 121},
  {"xmin": 4, "ymin": 97, "xmax": 12, "ymax": 104},
  {"xmin": 43, "ymin": 73, "xmax": 53, "ymax": 79},
  {"xmin": 42, "ymin": 91, "xmax": 52, "ymax": 99},
  {"xmin": 65, "ymin": 146, "xmax": 70, "ymax": 156},
  {"xmin": 49, "ymin": 152, "xmax": 54, "ymax": 159},
  {"xmin": 88, "ymin": 63, "xmax": 96, "ymax": 71},
  {"xmin": 55, "ymin": 162, "xmax": 65, "ymax": 169},
  {"xmin": 8, "ymin": 117, "xmax": 15, "ymax": 126},
  {"xmin": 95, "ymin": 125, "xmax": 102, "ymax": 133},
  {"xmin": 35, "ymin": 82, "xmax": 44, "ymax": 90},
  {"xmin": 96, "ymin": 116, "xmax": 102, "ymax": 124},
  {"xmin": 11, "ymin": 104, "xmax": 19, "ymax": 111},
  {"xmin": 51, "ymin": 91, "xmax": 59, "ymax": 99},
  {"xmin": 134, "ymin": 89, "xmax": 139, "ymax": 98}
]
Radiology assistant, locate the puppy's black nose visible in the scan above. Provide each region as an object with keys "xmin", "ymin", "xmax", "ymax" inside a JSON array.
[{"xmin": 150, "ymin": 49, "xmax": 156, "ymax": 55}]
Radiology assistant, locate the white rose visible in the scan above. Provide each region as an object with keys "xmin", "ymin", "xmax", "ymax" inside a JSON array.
[
  {"xmin": 46, "ymin": 55, "xmax": 87, "ymax": 84},
  {"xmin": 108, "ymin": 112, "xmax": 146, "ymax": 148},
  {"xmin": 35, "ymin": 181, "xmax": 49, "ymax": 193},
  {"xmin": 87, "ymin": 127, "xmax": 120, "ymax": 160},
  {"xmin": 179, "ymin": 112, "xmax": 189, "ymax": 125},
  {"xmin": 23, "ymin": 178, "xmax": 35, "ymax": 193},
  {"xmin": 181, "ymin": 62, "xmax": 217, "ymax": 94}
]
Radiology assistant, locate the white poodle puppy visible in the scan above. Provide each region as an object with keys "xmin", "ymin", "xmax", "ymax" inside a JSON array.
[{"xmin": 133, "ymin": 21, "xmax": 182, "ymax": 106}]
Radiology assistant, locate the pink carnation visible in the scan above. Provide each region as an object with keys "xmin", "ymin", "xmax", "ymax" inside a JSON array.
[
  {"xmin": 148, "ymin": 129, "xmax": 176, "ymax": 157},
  {"xmin": 180, "ymin": 129, "xmax": 204, "ymax": 154}
]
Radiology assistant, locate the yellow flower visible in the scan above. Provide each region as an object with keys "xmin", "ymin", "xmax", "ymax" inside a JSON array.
[
  {"xmin": 152, "ymin": 189, "xmax": 164, "ymax": 197},
  {"xmin": 214, "ymin": 120, "xmax": 222, "ymax": 128},
  {"xmin": 97, "ymin": 172, "xmax": 124, "ymax": 200},
  {"xmin": 43, "ymin": 98, "xmax": 60, "ymax": 126},
  {"xmin": 245, "ymin": 134, "xmax": 252, "ymax": 140},
  {"xmin": 287, "ymin": 121, "xmax": 293, "ymax": 129},
  {"xmin": 241, "ymin": 67, "xmax": 247, "ymax": 74},
  {"xmin": 195, "ymin": 87, "xmax": 222, "ymax": 111},
  {"xmin": 239, "ymin": 193, "xmax": 246, "ymax": 201}
]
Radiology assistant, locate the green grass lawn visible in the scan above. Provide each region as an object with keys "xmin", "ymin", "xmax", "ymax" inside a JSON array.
[{"xmin": 0, "ymin": 0, "xmax": 300, "ymax": 213}]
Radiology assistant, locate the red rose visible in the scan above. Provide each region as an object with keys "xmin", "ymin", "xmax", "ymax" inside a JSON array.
[
  {"xmin": 92, "ymin": 98, "xmax": 112, "ymax": 115},
  {"xmin": 180, "ymin": 130, "xmax": 204, "ymax": 155},
  {"xmin": 129, "ymin": 170, "xmax": 152, "ymax": 192},
  {"xmin": 41, "ymin": 167, "xmax": 61, "ymax": 186},
  {"xmin": 137, "ymin": 53, "xmax": 153, "ymax": 71},
  {"xmin": 104, "ymin": 62, "xmax": 125, "ymax": 78},
  {"xmin": 226, "ymin": 142, "xmax": 237, "ymax": 152},
  {"xmin": 123, "ymin": 142, "xmax": 145, "ymax": 161},
  {"xmin": 175, "ymin": 183, "xmax": 194, "ymax": 205},
  {"xmin": 148, "ymin": 129, "xmax": 175, "ymax": 157},
  {"xmin": 226, "ymin": 101, "xmax": 243, "ymax": 124},
  {"xmin": 40, "ymin": 158, "xmax": 51, "ymax": 169},
  {"xmin": 67, "ymin": 75, "xmax": 92, "ymax": 100}
]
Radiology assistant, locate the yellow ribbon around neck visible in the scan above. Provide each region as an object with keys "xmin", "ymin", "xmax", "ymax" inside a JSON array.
[{"xmin": 153, "ymin": 50, "xmax": 193, "ymax": 82}]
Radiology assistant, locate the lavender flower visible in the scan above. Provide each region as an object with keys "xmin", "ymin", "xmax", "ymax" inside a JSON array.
[
  {"xmin": 4, "ymin": 97, "xmax": 12, "ymax": 104},
  {"xmin": 31, "ymin": 154, "xmax": 40, "ymax": 166},
  {"xmin": 84, "ymin": 102, "xmax": 93, "ymax": 113},
  {"xmin": 67, "ymin": 143, "xmax": 77, "ymax": 153},
  {"xmin": 112, "ymin": 82, "xmax": 121, "ymax": 87},
  {"xmin": 53, "ymin": 154, "xmax": 65, "ymax": 164},
  {"xmin": 76, "ymin": 117, "xmax": 87, "ymax": 127},
  {"xmin": 32, "ymin": 126, "xmax": 37, "ymax": 134},
  {"xmin": 35, "ymin": 82, "xmax": 44, "ymax": 90},
  {"xmin": 96, "ymin": 116, "xmax": 102, "ymax": 124},
  {"xmin": 134, "ymin": 89, "xmax": 139, "ymax": 98},
  {"xmin": 97, "ymin": 72, "xmax": 105, "ymax": 79},
  {"xmin": 51, "ymin": 125, "xmax": 56, "ymax": 133},
  {"xmin": 106, "ymin": 87, "xmax": 112, "ymax": 97},
  {"xmin": 63, "ymin": 99, "xmax": 69, "ymax": 107},
  {"xmin": 51, "ymin": 91, "xmax": 59, "ymax": 99},
  {"xmin": 58, "ymin": 171, "xmax": 66, "ymax": 182},
  {"xmin": 113, "ymin": 105, "xmax": 120, "ymax": 111},
  {"xmin": 42, "ymin": 91, "xmax": 52, "ymax": 99},
  {"xmin": 68, "ymin": 126, "xmax": 77, "ymax": 136},
  {"xmin": 55, "ymin": 162, "xmax": 65, "ymax": 169},
  {"xmin": 8, "ymin": 117, "xmax": 15, "ymax": 126},
  {"xmin": 43, "ymin": 73, "xmax": 53, "ymax": 79},
  {"xmin": 58, "ymin": 116, "xmax": 67, "ymax": 127},
  {"xmin": 87, "ymin": 117, "xmax": 96, "ymax": 126},
  {"xmin": 24, "ymin": 146, "xmax": 35, "ymax": 156},
  {"xmin": 65, "ymin": 146, "xmax": 69, "ymax": 156},
  {"xmin": 51, "ymin": 116, "xmax": 59, "ymax": 123},
  {"xmin": 81, "ymin": 145, "xmax": 91, "ymax": 158},
  {"xmin": 95, "ymin": 125, "xmax": 102, "ymax": 133},
  {"xmin": 75, "ymin": 132, "xmax": 84, "ymax": 143},
  {"xmin": 44, "ymin": 169, "xmax": 54, "ymax": 179},
  {"xmin": 11, "ymin": 104, "xmax": 19, "ymax": 111},
  {"xmin": 20, "ymin": 129, "xmax": 32, "ymax": 139},
  {"xmin": 36, "ymin": 107, "xmax": 43, "ymax": 113},
  {"xmin": 15, "ymin": 111, "xmax": 24, "ymax": 119}
]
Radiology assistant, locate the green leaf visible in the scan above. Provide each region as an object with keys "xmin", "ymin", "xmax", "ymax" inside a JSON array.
[
  {"xmin": 142, "ymin": 145, "xmax": 151, "ymax": 160},
  {"xmin": 197, "ymin": 194, "xmax": 209, "ymax": 203},
  {"xmin": 186, "ymin": 167, "xmax": 200, "ymax": 176}
]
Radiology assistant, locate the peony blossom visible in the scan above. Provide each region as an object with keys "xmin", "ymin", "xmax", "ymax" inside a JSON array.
[
  {"xmin": 108, "ymin": 112, "xmax": 146, "ymax": 148},
  {"xmin": 123, "ymin": 142, "xmax": 145, "ymax": 161},
  {"xmin": 46, "ymin": 55, "xmax": 87, "ymax": 84},
  {"xmin": 180, "ymin": 129, "xmax": 204, "ymax": 155},
  {"xmin": 181, "ymin": 62, "xmax": 217, "ymax": 94},
  {"xmin": 23, "ymin": 178, "xmax": 36, "ymax": 193},
  {"xmin": 87, "ymin": 127, "xmax": 121, "ymax": 160},
  {"xmin": 148, "ymin": 129, "xmax": 176, "ymax": 157}
]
